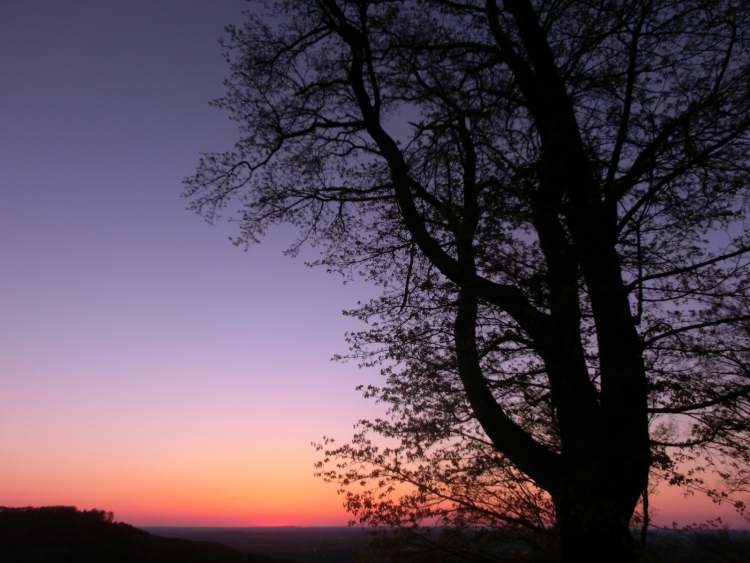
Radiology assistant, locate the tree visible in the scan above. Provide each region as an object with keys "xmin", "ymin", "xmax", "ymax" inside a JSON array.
[{"xmin": 185, "ymin": 1, "xmax": 750, "ymax": 561}]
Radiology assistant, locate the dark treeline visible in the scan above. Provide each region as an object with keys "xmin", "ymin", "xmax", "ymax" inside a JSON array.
[{"xmin": 0, "ymin": 506, "xmax": 292, "ymax": 563}]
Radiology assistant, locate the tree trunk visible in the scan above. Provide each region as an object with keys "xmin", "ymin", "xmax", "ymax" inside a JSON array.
[{"xmin": 553, "ymin": 480, "xmax": 641, "ymax": 563}]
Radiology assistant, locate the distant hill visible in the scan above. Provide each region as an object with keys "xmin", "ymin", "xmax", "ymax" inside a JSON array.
[{"xmin": 0, "ymin": 506, "xmax": 296, "ymax": 563}]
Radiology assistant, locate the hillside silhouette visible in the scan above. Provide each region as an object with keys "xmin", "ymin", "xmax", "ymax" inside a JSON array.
[{"xmin": 0, "ymin": 506, "xmax": 296, "ymax": 563}]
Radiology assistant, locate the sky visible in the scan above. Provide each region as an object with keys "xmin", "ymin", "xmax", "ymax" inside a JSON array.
[{"xmin": 0, "ymin": 0, "xmax": 744, "ymax": 528}]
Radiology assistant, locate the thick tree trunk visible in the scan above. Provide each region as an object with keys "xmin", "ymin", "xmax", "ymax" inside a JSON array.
[
  {"xmin": 557, "ymin": 508, "xmax": 634, "ymax": 562},
  {"xmin": 553, "ymin": 484, "xmax": 641, "ymax": 563}
]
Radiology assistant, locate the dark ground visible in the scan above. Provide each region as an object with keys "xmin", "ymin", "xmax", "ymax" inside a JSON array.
[
  {"xmin": 146, "ymin": 526, "xmax": 374, "ymax": 563},
  {"xmin": 2, "ymin": 507, "xmax": 748, "ymax": 562},
  {"xmin": 146, "ymin": 525, "xmax": 750, "ymax": 563}
]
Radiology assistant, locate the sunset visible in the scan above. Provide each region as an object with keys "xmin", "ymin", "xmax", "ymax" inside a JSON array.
[
  {"xmin": 2, "ymin": 1, "xmax": 750, "ymax": 562},
  {"xmin": 0, "ymin": 0, "xmax": 376, "ymax": 529}
]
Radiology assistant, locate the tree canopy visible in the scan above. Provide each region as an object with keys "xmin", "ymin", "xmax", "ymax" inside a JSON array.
[{"xmin": 185, "ymin": 1, "xmax": 750, "ymax": 560}]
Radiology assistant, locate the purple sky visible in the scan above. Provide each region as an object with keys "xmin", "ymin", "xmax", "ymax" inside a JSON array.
[{"xmin": 0, "ymin": 0, "xmax": 380, "ymax": 524}]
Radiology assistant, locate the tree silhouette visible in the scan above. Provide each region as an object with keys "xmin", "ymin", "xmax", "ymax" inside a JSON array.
[{"xmin": 185, "ymin": 1, "xmax": 750, "ymax": 561}]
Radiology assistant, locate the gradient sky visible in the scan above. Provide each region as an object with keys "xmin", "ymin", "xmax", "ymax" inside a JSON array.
[{"xmin": 0, "ymin": 0, "xmax": 743, "ymax": 527}]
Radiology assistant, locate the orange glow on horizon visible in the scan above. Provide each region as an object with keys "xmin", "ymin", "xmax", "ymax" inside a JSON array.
[{"xmin": 2, "ymin": 453, "xmax": 746, "ymax": 528}]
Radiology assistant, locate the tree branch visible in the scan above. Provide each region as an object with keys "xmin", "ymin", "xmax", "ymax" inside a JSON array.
[{"xmin": 454, "ymin": 288, "xmax": 560, "ymax": 492}]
